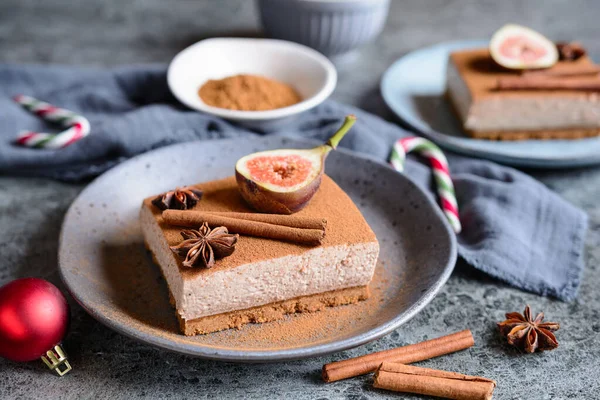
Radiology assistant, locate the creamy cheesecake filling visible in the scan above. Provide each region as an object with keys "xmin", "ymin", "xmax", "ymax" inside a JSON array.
[
  {"xmin": 447, "ymin": 56, "xmax": 600, "ymax": 132},
  {"xmin": 141, "ymin": 205, "xmax": 379, "ymax": 321},
  {"xmin": 141, "ymin": 205, "xmax": 185, "ymax": 303},
  {"xmin": 446, "ymin": 60, "xmax": 472, "ymax": 123},
  {"xmin": 467, "ymin": 96, "xmax": 600, "ymax": 131},
  {"xmin": 180, "ymin": 242, "xmax": 378, "ymax": 320}
]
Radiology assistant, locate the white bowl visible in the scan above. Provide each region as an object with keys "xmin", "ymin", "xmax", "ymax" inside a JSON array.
[{"xmin": 167, "ymin": 38, "xmax": 337, "ymax": 131}]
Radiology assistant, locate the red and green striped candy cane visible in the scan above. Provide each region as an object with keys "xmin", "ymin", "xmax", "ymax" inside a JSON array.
[
  {"xmin": 13, "ymin": 95, "xmax": 91, "ymax": 149},
  {"xmin": 390, "ymin": 137, "xmax": 461, "ymax": 233}
]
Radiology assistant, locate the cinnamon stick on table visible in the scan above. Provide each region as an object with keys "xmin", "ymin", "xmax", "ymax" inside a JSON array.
[
  {"xmin": 203, "ymin": 212, "xmax": 327, "ymax": 230},
  {"xmin": 374, "ymin": 363, "xmax": 496, "ymax": 400},
  {"xmin": 497, "ymin": 77, "xmax": 600, "ymax": 91},
  {"xmin": 162, "ymin": 210, "xmax": 325, "ymax": 245},
  {"xmin": 322, "ymin": 330, "xmax": 474, "ymax": 383}
]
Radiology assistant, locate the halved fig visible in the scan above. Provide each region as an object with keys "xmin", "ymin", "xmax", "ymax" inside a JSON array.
[
  {"xmin": 490, "ymin": 24, "xmax": 558, "ymax": 70},
  {"xmin": 235, "ymin": 115, "xmax": 356, "ymax": 214}
]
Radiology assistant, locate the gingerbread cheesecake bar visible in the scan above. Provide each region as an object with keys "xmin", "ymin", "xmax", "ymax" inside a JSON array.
[
  {"xmin": 140, "ymin": 175, "xmax": 379, "ymax": 335},
  {"xmin": 447, "ymin": 48, "xmax": 600, "ymax": 140}
]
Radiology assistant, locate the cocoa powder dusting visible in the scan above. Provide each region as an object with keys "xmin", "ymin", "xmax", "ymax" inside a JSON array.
[{"xmin": 198, "ymin": 74, "xmax": 302, "ymax": 111}]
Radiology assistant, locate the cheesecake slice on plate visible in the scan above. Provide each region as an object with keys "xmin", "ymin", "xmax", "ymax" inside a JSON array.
[
  {"xmin": 140, "ymin": 175, "xmax": 379, "ymax": 335},
  {"xmin": 447, "ymin": 48, "xmax": 600, "ymax": 140}
]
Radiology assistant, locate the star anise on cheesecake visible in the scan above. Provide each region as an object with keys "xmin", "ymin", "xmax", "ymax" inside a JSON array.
[
  {"xmin": 152, "ymin": 187, "xmax": 203, "ymax": 210},
  {"xmin": 556, "ymin": 42, "xmax": 586, "ymax": 61},
  {"xmin": 498, "ymin": 305, "xmax": 560, "ymax": 353},
  {"xmin": 170, "ymin": 223, "xmax": 238, "ymax": 268}
]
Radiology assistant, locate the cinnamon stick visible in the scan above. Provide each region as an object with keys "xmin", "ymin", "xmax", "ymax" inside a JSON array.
[
  {"xmin": 203, "ymin": 212, "xmax": 327, "ymax": 230},
  {"xmin": 497, "ymin": 77, "xmax": 600, "ymax": 91},
  {"xmin": 374, "ymin": 363, "xmax": 496, "ymax": 400},
  {"xmin": 522, "ymin": 65, "xmax": 600, "ymax": 78},
  {"xmin": 162, "ymin": 210, "xmax": 324, "ymax": 245},
  {"xmin": 322, "ymin": 330, "xmax": 474, "ymax": 383}
]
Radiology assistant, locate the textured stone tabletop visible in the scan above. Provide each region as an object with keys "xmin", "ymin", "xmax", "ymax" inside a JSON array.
[{"xmin": 1, "ymin": 1, "xmax": 599, "ymax": 399}]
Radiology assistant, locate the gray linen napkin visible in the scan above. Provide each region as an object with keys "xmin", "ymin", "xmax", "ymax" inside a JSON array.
[{"xmin": 0, "ymin": 64, "xmax": 587, "ymax": 301}]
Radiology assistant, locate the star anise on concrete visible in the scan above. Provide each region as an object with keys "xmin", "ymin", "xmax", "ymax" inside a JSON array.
[
  {"xmin": 498, "ymin": 305, "xmax": 560, "ymax": 353},
  {"xmin": 170, "ymin": 222, "xmax": 238, "ymax": 268},
  {"xmin": 152, "ymin": 186, "xmax": 203, "ymax": 210}
]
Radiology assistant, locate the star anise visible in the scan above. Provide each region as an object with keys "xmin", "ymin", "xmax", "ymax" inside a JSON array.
[
  {"xmin": 152, "ymin": 186, "xmax": 203, "ymax": 210},
  {"xmin": 556, "ymin": 42, "xmax": 587, "ymax": 61},
  {"xmin": 498, "ymin": 305, "xmax": 560, "ymax": 353},
  {"xmin": 170, "ymin": 222, "xmax": 238, "ymax": 268}
]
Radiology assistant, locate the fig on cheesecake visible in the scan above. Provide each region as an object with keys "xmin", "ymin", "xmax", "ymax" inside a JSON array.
[
  {"xmin": 490, "ymin": 24, "xmax": 558, "ymax": 70},
  {"xmin": 235, "ymin": 115, "xmax": 356, "ymax": 214}
]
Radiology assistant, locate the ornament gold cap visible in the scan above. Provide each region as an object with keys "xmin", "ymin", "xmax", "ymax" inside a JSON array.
[{"xmin": 41, "ymin": 344, "xmax": 72, "ymax": 376}]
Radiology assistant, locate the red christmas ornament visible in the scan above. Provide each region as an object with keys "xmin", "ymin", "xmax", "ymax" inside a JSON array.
[{"xmin": 0, "ymin": 278, "xmax": 72, "ymax": 375}]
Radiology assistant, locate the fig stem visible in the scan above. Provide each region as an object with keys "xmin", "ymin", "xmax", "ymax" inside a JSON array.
[{"xmin": 325, "ymin": 114, "xmax": 356, "ymax": 150}]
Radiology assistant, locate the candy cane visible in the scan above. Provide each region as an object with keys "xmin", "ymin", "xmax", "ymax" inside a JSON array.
[
  {"xmin": 390, "ymin": 137, "xmax": 461, "ymax": 234},
  {"xmin": 13, "ymin": 95, "xmax": 91, "ymax": 149}
]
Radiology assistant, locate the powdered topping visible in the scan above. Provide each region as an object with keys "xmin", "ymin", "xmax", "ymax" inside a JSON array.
[{"xmin": 198, "ymin": 74, "xmax": 302, "ymax": 111}]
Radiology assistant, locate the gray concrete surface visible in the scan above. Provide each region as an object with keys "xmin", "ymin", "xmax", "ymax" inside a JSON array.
[{"xmin": 1, "ymin": 1, "xmax": 599, "ymax": 399}]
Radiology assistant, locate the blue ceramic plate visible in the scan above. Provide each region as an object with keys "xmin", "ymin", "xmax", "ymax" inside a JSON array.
[
  {"xmin": 381, "ymin": 40, "xmax": 600, "ymax": 168},
  {"xmin": 58, "ymin": 137, "xmax": 456, "ymax": 362}
]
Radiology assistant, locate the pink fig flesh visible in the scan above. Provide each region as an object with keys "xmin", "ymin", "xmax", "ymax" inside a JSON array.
[
  {"xmin": 235, "ymin": 115, "xmax": 356, "ymax": 214},
  {"xmin": 489, "ymin": 24, "xmax": 558, "ymax": 70}
]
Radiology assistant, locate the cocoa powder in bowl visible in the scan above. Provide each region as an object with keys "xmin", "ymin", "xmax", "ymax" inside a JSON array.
[{"xmin": 198, "ymin": 74, "xmax": 302, "ymax": 111}]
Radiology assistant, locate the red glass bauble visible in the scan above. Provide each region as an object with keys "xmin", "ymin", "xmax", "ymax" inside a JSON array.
[{"xmin": 0, "ymin": 278, "xmax": 70, "ymax": 362}]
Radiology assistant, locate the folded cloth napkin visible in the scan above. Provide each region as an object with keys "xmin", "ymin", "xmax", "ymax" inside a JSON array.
[{"xmin": 0, "ymin": 64, "xmax": 587, "ymax": 301}]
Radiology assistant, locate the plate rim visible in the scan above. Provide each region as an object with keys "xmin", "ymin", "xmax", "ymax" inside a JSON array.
[
  {"xmin": 58, "ymin": 137, "xmax": 457, "ymax": 362},
  {"xmin": 380, "ymin": 39, "xmax": 600, "ymax": 168}
]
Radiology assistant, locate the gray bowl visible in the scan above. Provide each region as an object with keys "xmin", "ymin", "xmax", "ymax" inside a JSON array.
[{"xmin": 257, "ymin": 0, "xmax": 390, "ymax": 59}]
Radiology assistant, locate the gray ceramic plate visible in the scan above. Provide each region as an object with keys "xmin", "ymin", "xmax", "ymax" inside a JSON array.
[
  {"xmin": 381, "ymin": 40, "xmax": 600, "ymax": 168},
  {"xmin": 58, "ymin": 137, "xmax": 456, "ymax": 362}
]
